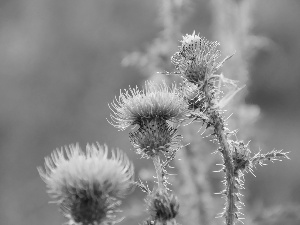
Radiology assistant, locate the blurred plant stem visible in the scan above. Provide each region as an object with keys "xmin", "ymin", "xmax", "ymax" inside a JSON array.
[
  {"xmin": 175, "ymin": 143, "xmax": 214, "ymax": 225},
  {"xmin": 210, "ymin": 0, "xmax": 260, "ymax": 139}
]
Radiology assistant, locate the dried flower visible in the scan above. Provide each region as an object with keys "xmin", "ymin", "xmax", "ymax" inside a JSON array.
[
  {"xmin": 109, "ymin": 81, "xmax": 188, "ymax": 130},
  {"xmin": 38, "ymin": 143, "xmax": 134, "ymax": 225}
]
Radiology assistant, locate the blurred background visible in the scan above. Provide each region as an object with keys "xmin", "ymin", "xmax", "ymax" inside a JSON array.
[{"xmin": 0, "ymin": 0, "xmax": 299, "ymax": 224}]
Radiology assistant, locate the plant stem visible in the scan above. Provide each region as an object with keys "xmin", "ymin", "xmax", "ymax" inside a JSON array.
[
  {"xmin": 175, "ymin": 146, "xmax": 202, "ymax": 225},
  {"xmin": 212, "ymin": 111, "xmax": 235, "ymax": 225},
  {"xmin": 203, "ymin": 78, "xmax": 235, "ymax": 224},
  {"xmin": 153, "ymin": 155, "xmax": 164, "ymax": 190}
]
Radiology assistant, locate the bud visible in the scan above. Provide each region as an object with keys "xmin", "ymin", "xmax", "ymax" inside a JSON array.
[
  {"xmin": 230, "ymin": 140, "xmax": 251, "ymax": 173},
  {"xmin": 171, "ymin": 32, "xmax": 223, "ymax": 85},
  {"xmin": 146, "ymin": 190, "xmax": 179, "ymax": 222}
]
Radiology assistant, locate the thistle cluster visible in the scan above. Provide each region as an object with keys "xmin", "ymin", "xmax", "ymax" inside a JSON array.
[
  {"xmin": 38, "ymin": 143, "xmax": 134, "ymax": 225},
  {"xmin": 170, "ymin": 32, "xmax": 290, "ymax": 225},
  {"xmin": 38, "ymin": 31, "xmax": 290, "ymax": 225}
]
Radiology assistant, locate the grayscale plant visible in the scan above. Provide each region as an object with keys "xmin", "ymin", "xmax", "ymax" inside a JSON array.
[{"xmin": 38, "ymin": 1, "xmax": 292, "ymax": 225}]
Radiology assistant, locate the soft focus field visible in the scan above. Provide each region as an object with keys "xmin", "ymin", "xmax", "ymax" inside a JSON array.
[{"xmin": 0, "ymin": 0, "xmax": 300, "ymax": 225}]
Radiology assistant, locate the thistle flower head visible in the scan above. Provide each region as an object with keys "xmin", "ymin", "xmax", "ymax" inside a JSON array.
[
  {"xmin": 38, "ymin": 143, "xmax": 134, "ymax": 225},
  {"xmin": 109, "ymin": 81, "xmax": 188, "ymax": 130},
  {"xmin": 129, "ymin": 118, "xmax": 182, "ymax": 158},
  {"xmin": 146, "ymin": 189, "xmax": 179, "ymax": 222},
  {"xmin": 171, "ymin": 32, "xmax": 223, "ymax": 85}
]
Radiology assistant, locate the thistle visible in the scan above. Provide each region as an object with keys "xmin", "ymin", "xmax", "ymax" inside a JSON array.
[
  {"xmin": 39, "ymin": 27, "xmax": 290, "ymax": 225},
  {"xmin": 38, "ymin": 143, "xmax": 134, "ymax": 225},
  {"xmin": 172, "ymin": 33, "xmax": 290, "ymax": 225},
  {"xmin": 109, "ymin": 81, "xmax": 188, "ymax": 130},
  {"xmin": 171, "ymin": 32, "xmax": 227, "ymax": 85},
  {"xmin": 109, "ymin": 81, "xmax": 186, "ymax": 224},
  {"xmin": 146, "ymin": 189, "xmax": 179, "ymax": 224},
  {"xmin": 109, "ymin": 81, "xmax": 188, "ymax": 158}
]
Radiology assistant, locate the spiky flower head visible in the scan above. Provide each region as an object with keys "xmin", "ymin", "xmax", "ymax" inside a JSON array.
[
  {"xmin": 230, "ymin": 140, "xmax": 251, "ymax": 175},
  {"xmin": 38, "ymin": 143, "xmax": 134, "ymax": 225},
  {"xmin": 129, "ymin": 118, "xmax": 182, "ymax": 158},
  {"xmin": 109, "ymin": 81, "xmax": 189, "ymax": 131},
  {"xmin": 171, "ymin": 32, "xmax": 225, "ymax": 85},
  {"xmin": 146, "ymin": 189, "xmax": 179, "ymax": 223}
]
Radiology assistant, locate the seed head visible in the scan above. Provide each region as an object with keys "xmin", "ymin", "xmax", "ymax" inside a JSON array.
[
  {"xmin": 38, "ymin": 143, "xmax": 134, "ymax": 225},
  {"xmin": 109, "ymin": 81, "xmax": 188, "ymax": 130}
]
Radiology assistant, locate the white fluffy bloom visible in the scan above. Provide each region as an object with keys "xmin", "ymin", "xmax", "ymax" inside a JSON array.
[
  {"xmin": 109, "ymin": 81, "xmax": 189, "ymax": 131},
  {"xmin": 38, "ymin": 143, "xmax": 134, "ymax": 225}
]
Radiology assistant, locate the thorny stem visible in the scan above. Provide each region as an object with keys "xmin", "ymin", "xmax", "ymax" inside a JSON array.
[
  {"xmin": 153, "ymin": 155, "xmax": 164, "ymax": 190},
  {"xmin": 252, "ymin": 150, "xmax": 290, "ymax": 166},
  {"xmin": 204, "ymin": 83, "xmax": 236, "ymax": 225},
  {"xmin": 212, "ymin": 111, "xmax": 235, "ymax": 225}
]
